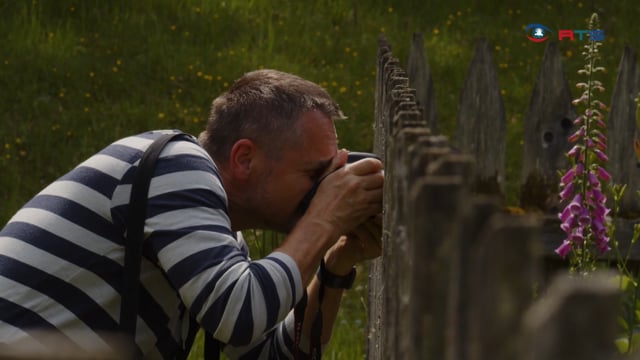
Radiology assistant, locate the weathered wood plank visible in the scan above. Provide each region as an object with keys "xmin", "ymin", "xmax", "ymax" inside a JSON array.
[
  {"xmin": 607, "ymin": 46, "xmax": 640, "ymax": 216},
  {"xmin": 445, "ymin": 197, "xmax": 500, "ymax": 360},
  {"xmin": 466, "ymin": 214, "xmax": 541, "ymax": 360},
  {"xmin": 368, "ymin": 35, "xmax": 428, "ymax": 359},
  {"xmin": 407, "ymin": 32, "xmax": 438, "ymax": 132},
  {"xmin": 520, "ymin": 41, "xmax": 577, "ymax": 213},
  {"xmin": 367, "ymin": 35, "xmax": 392, "ymax": 360},
  {"xmin": 521, "ymin": 272, "xmax": 619, "ymax": 360},
  {"xmin": 380, "ymin": 127, "xmax": 431, "ymax": 358},
  {"xmin": 373, "ymin": 35, "xmax": 392, "ymax": 158},
  {"xmin": 403, "ymin": 176, "xmax": 465, "ymax": 359},
  {"xmin": 455, "ymin": 38, "xmax": 506, "ymax": 196}
]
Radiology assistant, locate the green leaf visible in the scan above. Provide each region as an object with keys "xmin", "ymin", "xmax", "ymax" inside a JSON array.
[
  {"xmin": 616, "ymin": 337, "xmax": 630, "ymax": 353},
  {"xmin": 619, "ymin": 315, "xmax": 630, "ymax": 332},
  {"xmin": 617, "ymin": 274, "xmax": 632, "ymax": 291}
]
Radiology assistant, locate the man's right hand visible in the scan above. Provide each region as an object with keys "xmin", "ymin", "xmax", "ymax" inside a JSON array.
[{"xmin": 304, "ymin": 150, "xmax": 384, "ymax": 240}]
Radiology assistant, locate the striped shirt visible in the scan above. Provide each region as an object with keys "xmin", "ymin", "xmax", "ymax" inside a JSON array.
[{"xmin": 0, "ymin": 130, "xmax": 303, "ymax": 359}]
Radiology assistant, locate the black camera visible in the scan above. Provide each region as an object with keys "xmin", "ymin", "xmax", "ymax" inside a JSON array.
[
  {"xmin": 345, "ymin": 152, "xmax": 381, "ymax": 163},
  {"xmin": 296, "ymin": 152, "xmax": 381, "ymax": 214}
]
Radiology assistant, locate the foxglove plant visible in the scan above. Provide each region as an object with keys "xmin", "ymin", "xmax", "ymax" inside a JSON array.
[{"xmin": 555, "ymin": 13, "xmax": 611, "ymax": 273}]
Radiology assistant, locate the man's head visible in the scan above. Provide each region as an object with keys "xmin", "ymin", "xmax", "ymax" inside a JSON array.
[
  {"xmin": 200, "ymin": 70, "xmax": 345, "ymax": 232},
  {"xmin": 199, "ymin": 69, "xmax": 344, "ymax": 165}
]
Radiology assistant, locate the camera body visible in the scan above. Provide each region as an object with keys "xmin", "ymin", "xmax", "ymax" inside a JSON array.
[{"xmin": 296, "ymin": 152, "xmax": 381, "ymax": 214}]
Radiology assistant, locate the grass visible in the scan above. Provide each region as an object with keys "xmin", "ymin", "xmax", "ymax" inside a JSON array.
[{"xmin": 2, "ymin": 0, "xmax": 640, "ymax": 358}]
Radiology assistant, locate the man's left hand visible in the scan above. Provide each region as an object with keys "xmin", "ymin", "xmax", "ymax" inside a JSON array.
[{"xmin": 322, "ymin": 215, "xmax": 382, "ymax": 276}]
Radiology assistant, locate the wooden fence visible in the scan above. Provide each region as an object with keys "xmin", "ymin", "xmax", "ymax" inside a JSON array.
[{"xmin": 366, "ymin": 34, "xmax": 640, "ymax": 359}]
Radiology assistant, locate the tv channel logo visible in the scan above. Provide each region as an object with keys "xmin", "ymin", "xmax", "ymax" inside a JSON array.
[
  {"xmin": 524, "ymin": 23, "xmax": 604, "ymax": 42},
  {"xmin": 525, "ymin": 24, "xmax": 553, "ymax": 42}
]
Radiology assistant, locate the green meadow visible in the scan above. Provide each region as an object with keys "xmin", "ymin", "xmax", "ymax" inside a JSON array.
[{"xmin": 2, "ymin": 1, "xmax": 640, "ymax": 358}]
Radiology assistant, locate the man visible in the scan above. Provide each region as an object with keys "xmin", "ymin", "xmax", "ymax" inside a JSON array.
[{"xmin": 0, "ymin": 69, "xmax": 384, "ymax": 359}]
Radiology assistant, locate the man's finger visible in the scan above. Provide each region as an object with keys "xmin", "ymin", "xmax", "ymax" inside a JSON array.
[
  {"xmin": 346, "ymin": 158, "xmax": 383, "ymax": 176},
  {"xmin": 360, "ymin": 172, "xmax": 384, "ymax": 190},
  {"xmin": 326, "ymin": 150, "xmax": 348, "ymax": 175}
]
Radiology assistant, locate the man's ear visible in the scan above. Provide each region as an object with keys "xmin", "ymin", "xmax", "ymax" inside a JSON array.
[{"xmin": 228, "ymin": 139, "xmax": 256, "ymax": 180}]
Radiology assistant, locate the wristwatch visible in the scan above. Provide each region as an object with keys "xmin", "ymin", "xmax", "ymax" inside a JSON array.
[{"xmin": 316, "ymin": 259, "xmax": 356, "ymax": 289}]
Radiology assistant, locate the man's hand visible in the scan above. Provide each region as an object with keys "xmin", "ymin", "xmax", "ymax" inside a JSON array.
[
  {"xmin": 304, "ymin": 151, "xmax": 384, "ymax": 241},
  {"xmin": 323, "ymin": 214, "xmax": 383, "ymax": 276},
  {"xmin": 279, "ymin": 151, "xmax": 383, "ymax": 286}
]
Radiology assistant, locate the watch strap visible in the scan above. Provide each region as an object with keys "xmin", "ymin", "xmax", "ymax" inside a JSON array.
[{"xmin": 316, "ymin": 258, "xmax": 356, "ymax": 289}]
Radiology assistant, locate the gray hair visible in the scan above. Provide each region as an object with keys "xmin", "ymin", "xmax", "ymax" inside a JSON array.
[{"xmin": 199, "ymin": 69, "xmax": 345, "ymax": 163}]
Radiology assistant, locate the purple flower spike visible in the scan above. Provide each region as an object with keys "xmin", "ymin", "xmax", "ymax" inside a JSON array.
[
  {"xmin": 559, "ymin": 182, "xmax": 575, "ymax": 201},
  {"xmin": 568, "ymin": 127, "xmax": 585, "ymax": 143},
  {"xmin": 558, "ymin": 206, "xmax": 572, "ymax": 222},
  {"xmin": 555, "ymin": 18, "xmax": 611, "ymax": 268},
  {"xmin": 593, "ymin": 204, "xmax": 610, "ymax": 218},
  {"xmin": 594, "ymin": 149, "xmax": 609, "ymax": 162},
  {"xmin": 570, "ymin": 228, "xmax": 585, "ymax": 245},
  {"xmin": 555, "ymin": 240, "xmax": 572, "ymax": 258},
  {"xmin": 593, "ymin": 130, "xmax": 606, "ymax": 143},
  {"xmin": 568, "ymin": 194, "xmax": 583, "ymax": 214},
  {"xmin": 567, "ymin": 145, "xmax": 581, "ymax": 158},
  {"xmin": 596, "ymin": 244, "xmax": 610, "ymax": 254},
  {"xmin": 595, "ymin": 234, "xmax": 610, "ymax": 254},
  {"xmin": 596, "ymin": 166, "xmax": 611, "ymax": 182},
  {"xmin": 593, "ymin": 220, "xmax": 606, "ymax": 235},
  {"xmin": 561, "ymin": 168, "xmax": 575, "ymax": 186},
  {"xmin": 588, "ymin": 172, "xmax": 599, "ymax": 187},
  {"xmin": 561, "ymin": 217, "xmax": 574, "ymax": 234},
  {"xmin": 578, "ymin": 213, "xmax": 591, "ymax": 227},
  {"xmin": 590, "ymin": 188, "xmax": 605, "ymax": 203},
  {"xmin": 577, "ymin": 207, "xmax": 591, "ymax": 226}
]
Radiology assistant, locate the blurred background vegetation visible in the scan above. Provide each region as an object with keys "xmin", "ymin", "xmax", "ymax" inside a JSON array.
[{"xmin": 1, "ymin": 0, "xmax": 640, "ymax": 358}]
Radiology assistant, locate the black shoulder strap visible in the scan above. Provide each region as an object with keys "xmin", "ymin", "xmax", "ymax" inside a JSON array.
[
  {"xmin": 119, "ymin": 132, "xmax": 185, "ymax": 355},
  {"xmin": 119, "ymin": 132, "xmax": 221, "ymax": 359}
]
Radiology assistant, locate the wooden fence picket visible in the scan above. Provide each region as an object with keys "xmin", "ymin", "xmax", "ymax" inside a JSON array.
[
  {"xmin": 454, "ymin": 38, "xmax": 505, "ymax": 196},
  {"xmin": 407, "ymin": 32, "xmax": 438, "ymax": 133},
  {"xmin": 520, "ymin": 41, "xmax": 577, "ymax": 213},
  {"xmin": 607, "ymin": 46, "xmax": 640, "ymax": 215},
  {"xmin": 403, "ymin": 175, "xmax": 465, "ymax": 359},
  {"xmin": 465, "ymin": 214, "xmax": 541, "ymax": 360},
  {"xmin": 520, "ymin": 273, "xmax": 619, "ymax": 360},
  {"xmin": 445, "ymin": 197, "xmax": 501, "ymax": 360}
]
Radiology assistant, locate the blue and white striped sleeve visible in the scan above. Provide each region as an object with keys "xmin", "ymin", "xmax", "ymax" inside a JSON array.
[
  {"xmin": 222, "ymin": 309, "xmax": 300, "ymax": 359},
  {"xmin": 142, "ymin": 139, "xmax": 304, "ymax": 351}
]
